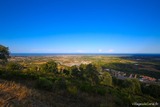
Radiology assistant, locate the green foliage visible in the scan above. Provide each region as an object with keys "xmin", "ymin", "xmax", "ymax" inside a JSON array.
[
  {"xmin": 141, "ymin": 84, "xmax": 160, "ymax": 98},
  {"xmin": 122, "ymin": 79, "xmax": 133, "ymax": 88},
  {"xmin": 112, "ymin": 77, "xmax": 124, "ymax": 87},
  {"xmin": 85, "ymin": 64, "xmax": 100, "ymax": 85},
  {"xmin": 71, "ymin": 65, "xmax": 81, "ymax": 77},
  {"xmin": 94, "ymin": 86, "xmax": 106, "ymax": 96},
  {"xmin": 79, "ymin": 83, "xmax": 106, "ymax": 96},
  {"xmin": 23, "ymin": 71, "xmax": 40, "ymax": 80},
  {"xmin": 36, "ymin": 77, "xmax": 53, "ymax": 90},
  {"xmin": 72, "ymin": 64, "xmax": 111, "ymax": 86},
  {"xmin": 113, "ymin": 78, "xmax": 141, "ymax": 94},
  {"xmin": 67, "ymin": 85, "xmax": 78, "ymax": 95},
  {"xmin": 63, "ymin": 68, "xmax": 71, "ymax": 75},
  {"xmin": 0, "ymin": 53, "xmax": 159, "ymax": 106},
  {"xmin": 0, "ymin": 70, "xmax": 20, "ymax": 80},
  {"xmin": 54, "ymin": 78, "xmax": 67, "ymax": 90},
  {"xmin": 79, "ymin": 64, "xmax": 87, "ymax": 71},
  {"xmin": 121, "ymin": 79, "xmax": 141, "ymax": 94},
  {"xmin": 0, "ymin": 67, "xmax": 39, "ymax": 80},
  {"xmin": 29, "ymin": 65, "xmax": 39, "ymax": 72},
  {"xmin": 131, "ymin": 79, "xmax": 141, "ymax": 94},
  {"xmin": 0, "ymin": 44, "xmax": 9, "ymax": 63},
  {"xmin": 100, "ymin": 72, "xmax": 112, "ymax": 86},
  {"xmin": 6, "ymin": 62, "xmax": 23, "ymax": 71},
  {"xmin": 79, "ymin": 83, "xmax": 94, "ymax": 93},
  {"xmin": 0, "ymin": 64, "xmax": 5, "ymax": 71},
  {"xmin": 41, "ymin": 61, "xmax": 58, "ymax": 73}
]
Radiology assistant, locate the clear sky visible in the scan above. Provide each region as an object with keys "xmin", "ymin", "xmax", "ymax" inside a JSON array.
[{"xmin": 0, "ymin": 0, "xmax": 160, "ymax": 53}]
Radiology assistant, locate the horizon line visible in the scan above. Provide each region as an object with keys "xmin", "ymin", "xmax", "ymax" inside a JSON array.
[{"xmin": 11, "ymin": 53, "xmax": 160, "ymax": 54}]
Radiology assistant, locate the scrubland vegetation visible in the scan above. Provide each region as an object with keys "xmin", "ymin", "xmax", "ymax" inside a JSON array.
[{"xmin": 0, "ymin": 45, "xmax": 160, "ymax": 107}]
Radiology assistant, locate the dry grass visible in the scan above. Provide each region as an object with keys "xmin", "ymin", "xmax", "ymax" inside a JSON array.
[
  {"xmin": 0, "ymin": 79, "xmax": 116, "ymax": 107},
  {"xmin": 0, "ymin": 79, "xmax": 50, "ymax": 107},
  {"xmin": 0, "ymin": 79, "xmax": 29, "ymax": 106}
]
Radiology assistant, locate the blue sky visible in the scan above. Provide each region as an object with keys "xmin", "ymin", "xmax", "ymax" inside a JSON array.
[{"xmin": 0, "ymin": 0, "xmax": 160, "ymax": 53}]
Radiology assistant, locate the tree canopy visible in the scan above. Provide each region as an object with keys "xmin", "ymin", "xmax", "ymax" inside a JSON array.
[
  {"xmin": 41, "ymin": 61, "xmax": 58, "ymax": 73},
  {"xmin": 0, "ymin": 45, "xmax": 10, "ymax": 63}
]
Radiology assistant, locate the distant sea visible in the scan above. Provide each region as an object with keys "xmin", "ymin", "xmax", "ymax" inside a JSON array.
[{"xmin": 10, "ymin": 53, "xmax": 160, "ymax": 57}]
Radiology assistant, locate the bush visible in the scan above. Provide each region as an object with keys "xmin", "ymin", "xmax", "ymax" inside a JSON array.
[
  {"xmin": 94, "ymin": 86, "xmax": 106, "ymax": 96},
  {"xmin": 100, "ymin": 72, "xmax": 112, "ymax": 86},
  {"xmin": 63, "ymin": 69, "xmax": 71, "ymax": 75},
  {"xmin": 36, "ymin": 77, "xmax": 53, "ymax": 90},
  {"xmin": 71, "ymin": 65, "xmax": 82, "ymax": 78},
  {"xmin": 85, "ymin": 64, "xmax": 100, "ymax": 85},
  {"xmin": 79, "ymin": 83, "xmax": 106, "ymax": 95},
  {"xmin": 6, "ymin": 62, "xmax": 23, "ymax": 71},
  {"xmin": 122, "ymin": 79, "xmax": 133, "ymax": 88},
  {"xmin": 120, "ymin": 79, "xmax": 141, "ymax": 94},
  {"xmin": 0, "ymin": 70, "xmax": 23, "ymax": 80},
  {"xmin": 141, "ymin": 84, "xmax": 160, "ymax": 98},
  {"xmin": 41, "ymin": 61, "xmax": 58, "ymax": 73},
  {"xmin": 131, "ymin": 79, "xmax": 141, "ymax": 94},
  {"xmin": 79, "ymin": 83, "xmax": 94, "ymax": 93},
  {"xmin": 23, "ymin": 71, "xmax": 40, "ymax": 80},
  {"xmin": 54, "ymin": 78, "xmax": 67, "ymax": 90},
  {"xmin": 67, "ymin": 85, "xmax": 78, "ymax": 95}
]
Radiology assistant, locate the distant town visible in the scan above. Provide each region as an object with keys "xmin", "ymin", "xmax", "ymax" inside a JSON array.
[{"xmin": 105, "ymin": 68, "xmax": 159, "ymax": 84}]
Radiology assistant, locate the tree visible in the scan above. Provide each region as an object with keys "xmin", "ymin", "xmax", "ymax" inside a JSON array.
[
  {"xmin": 122, "ymin": 79, "xmax": 141, "ymax": 94},
  {"xmin": 71, "ymin": 65, "xmax": 80, "ymax": 77},
  {"xmin": 63, "ymin": 68, "xmax": 71, "ymax": 75},
  {"xmin": 0, "ymin": 45, "xmax": 10, "ymax": 63},
  {"xmin": 100, "ymin": 72, "xmax": 112, "ymax": 86},
  {"xmin": 85, "ymin": 64, "xmax": 100, "ymax": 85},
  {"xmin": 41, "ymin": 61, "xmax": 58, "ymax": 73},
  {"xmin": 141, "ymin": 84, "xmax": 160, "ymax": 98},
  {"xmin": 131, "ymin": 79, "xmax": 141, "ymax": 94}
]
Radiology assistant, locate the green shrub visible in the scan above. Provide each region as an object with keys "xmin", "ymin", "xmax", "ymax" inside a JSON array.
[
  {"xmin": 63, "ymin": 69, "xmax": 71, "ymax": 75},
  {"xmin": 122, "ymin": 79, "xmax": 133, "ymax": 88},
  {"xmin": 112, "ymin": 77, "xmax": 124, "ymax": 87},
  {"xmin": 6, "ymin": 62, "xmax": 23, "ymax": 71},
  {"xmin": 94, "ymin": 86, "xmax": 106, "ymax": 96},
  {"xmin": 79, "ymin": 83, "xmax": 106, "ymax": 95},
  {"xmin": 131, "ymin": 79, "xmax": 141, "ymax": 94},
  {"xmin": 99, "ymin": 72, "xmax": 112, "ymax": 86},
  {"xmin": 54, "ymin": 78, "xmax": 67, "ymax": 90},
  {"xmin": 141, "ymin": 84, "xmax": 160, "ymax": 98},
  {"xmin": 67, "ymin": 85, "xmax": 78, "ymax": 95},
  {"xmin": 24, "ymin": 71, "xmax": 40, "ymax": 80},
  {"xmin": 71, "ymin": 65, "xmax": 83, "ymax": 78},
  {"xmin": 41, "ymin": 61, "xmax": 58, "ymax": 73},
  {"xmin": 85, "ymin": 64, "xmax": 100, "ymax": 85},
  {"xmin": 79, "ymin": 83, "xmax": 94, "ymax": 93},
  {"xmin": 0, "ymin": 69, "xmax": 4, "ymax": 76},
  {"xmin": 0, "ymin": 70, "xmax": 23, "ymax": 80},
  {"xmin": 36, "ymin": 77, "xmax": 53, "ymax": 90}
]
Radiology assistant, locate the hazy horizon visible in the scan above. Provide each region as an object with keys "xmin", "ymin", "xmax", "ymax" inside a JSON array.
[
  {"xmin": 11, "ymin": 52, "xmax": 160, "ymax": 54},
  {"xmin": 1, "ymin": 0, "xmax": 160, "ymax": 53}
]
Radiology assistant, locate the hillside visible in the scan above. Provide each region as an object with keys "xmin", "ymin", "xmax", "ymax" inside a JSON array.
[{"xmin": 0, "ymin": 55, "xmax": 160, "ymax": 107}]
